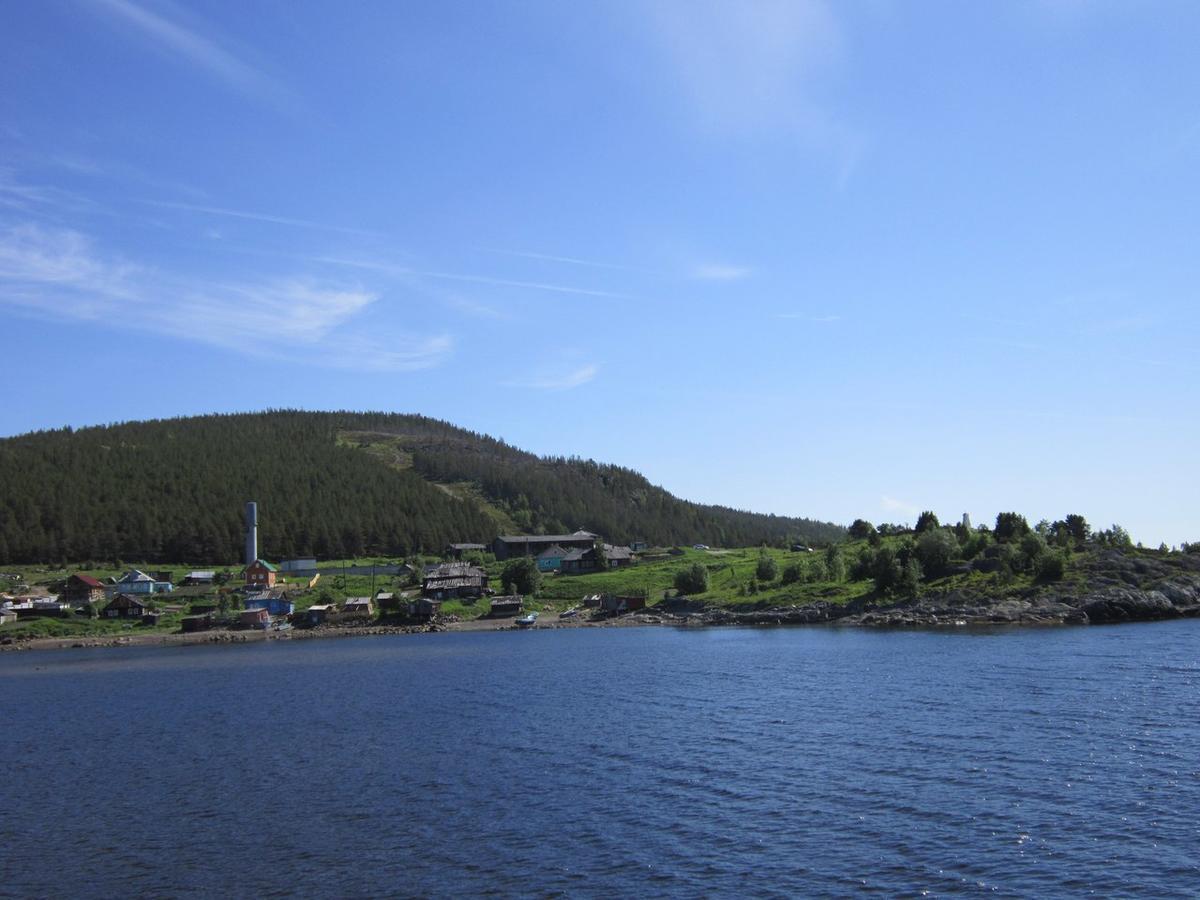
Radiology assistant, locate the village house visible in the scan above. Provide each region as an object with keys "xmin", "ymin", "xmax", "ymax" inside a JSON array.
[
  {"xmin": 181, "ymin": 614, "xmax": 212, "ymax": 632},
  {"xmin": 113, "ymin": 569, "xmax": 174, "ymax": 595},
  {"xmin": 243, "ymin": 559, "xmax": 278, "ymax": 589},
  {"xmin": 408, "ymin": 597, "xmax": 442, "ymax": 619},
  {"xmin": 492, "ymin": 530, "xmax": 599, "ymax": 560},
  {"xmin": 244, "ymin": 589, "xmax": 293, "ymax": 617},
  {"xmin": 182, "ymin": 571, "xmax": 216, "ymax": 586},
  {"xmin": 422, "ymin": 563, "xmax": 489, "ymax": 600},
  {"xmin": 375, "ymin": 591, "xmax": 402, "ymax": 613},
  {"xmin": 0, "ymin": 606, "xmax": 18, "ymax": 626},
  {"xmin": 344, "ymin": 597, "xmax": 374, "ymax": 617},
  {"xmin": 488, "ymin": 595, "xmax": 523, "ymax": 617},
  {"xmin": 536, "ymin": 544, "xmax": 567, "ymax": 573},
  {"xmin": 239, "ymin": 607, "xmax": 271, "ymax": 629},
  {"xmin": 62, "ymin": 574, "xmax": 107, "ymax": 605},
  {"xmin": 560, "ymin": 544, "xmax": 635, "ymax": 575},
  {"xmin": 600, "ymin": 594, "xmax": 647, "ymax": 614},
  {"xmin": 102, "ymin": 593, "xmax": 149, "ymax": 619},
  {"xmin": 22, "ymin": 598, "xmax": 71, "ymax": 618},
  {"xmin": 301, "ymin": 604, "xmax": 335, "ymax": 626}
]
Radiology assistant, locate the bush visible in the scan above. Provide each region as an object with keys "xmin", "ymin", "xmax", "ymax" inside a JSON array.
[
  {"xmin": 870, "ymin": 545, "xmax": 902, "ymax": 594},
  {"xmin": 674, "ymin": 563, "xmax": 709, "ymax": 595},
  {"xmin": 781, "ymin": 562, "xmax": 803, "ymax": 585},
  {"xmin": 1019, "ymin": 532, "xmax": 1049, "ymax": 570},
  {"xmin": 849, "ymin": 548, "xmax": 873, "ymax": 580},
  {"xmin": 806, "ymin": 558, "xmax": 828, "ymax": 582},
  {"xmin": 915, "ymin": 528, "xmax": 959, "ymax": 577},
  {"xmin": 501, "ymin": 557, "xmax": 542, "ymax": 596},
  {"xmin": 755, "ymin": 554, "xmax": 778, "ymax": 582},
  {"xmin": 1096, "ymin": 524, "xmax": 1133, "ymax": 549},
  {"xmin": 915, "ymin": 511, "xmax": 940, "ymax": 534},
  {"xmin": 960, "ymin": 528, "xmax": 992, "ymax": 560},
  {"xmin": 995, "ymin": 512, "xmax": 1031, "ymax": 543},
  {"xmin": 994, "ymin": 543, "xmax": 1020, "ymax": 585},
  {"xmin": 848, "ymin": 519, "xmax": 876, "ymax": 540},
  {"xmin": 1035, "ymin": 550, "xmax": 1067, "ymax": 581},
  {"xmin": 824, "ymin": 545, "xmax": 845, "ymax": 582},
  {"xmin": 899, "ymin": 557, "xmax": 923, "ymax": 598}
]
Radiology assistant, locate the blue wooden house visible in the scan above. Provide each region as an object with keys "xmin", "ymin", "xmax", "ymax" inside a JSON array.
[
  {"xmin": 114, "ymin": 569, "xmax": 174, "ymax": 594},
  {"xmin": 536, "ymin": 544, "xmax": 567, "ymax": 573},
  {"xmin": 244, "ymin": 589, "xmax": 294, "ymax": 617}
]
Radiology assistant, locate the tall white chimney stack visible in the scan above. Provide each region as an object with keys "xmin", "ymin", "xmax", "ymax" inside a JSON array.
[{"xmin": 245, "ymin": 501, "xmax": 258, "ymax": 565}]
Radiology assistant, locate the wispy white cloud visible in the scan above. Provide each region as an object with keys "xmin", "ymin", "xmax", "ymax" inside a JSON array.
[
  {"xmin": 481, "ymin": 247, "xmax": 653, "ymax": 274},
  {"xmin": 143, "ymin": 200, "xmax": 383, "ymax": 237},
  {"xmin": 84, "ymin": 0, "xmax": 294, "ymax": 109},
  {"xmin": 636, "ymin": 0, "xmax": 862, "ymax": 179},
  {"xmin": 0, "ymin": 223, "xmax": 449, "ymax": 372},
  {"xmin": 502, "ymin": 364, "xmax": 599, "ymax": 391},
  {"xmin": 443, "ymin": 294, "xmax": 506, "ymax": 319},
  {"xmin": 694, "ymin": 263, "xmax": 752, "ymax": 281},
  {"xmin": 0, "ymin": 169, "xmax": 97, "ymax": 216},
  {"xmin": 880, "ymin": 495, "xmax": 919, "ymax": 518},
  {"xmin": 317, "ymin": 256, "xmax": 633, "ymax": 300}
]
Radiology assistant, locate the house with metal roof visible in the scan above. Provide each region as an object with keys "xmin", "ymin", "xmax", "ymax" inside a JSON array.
[
  {"xmin": 422, "ymin": 563, "xmax": 489, "ymax": 599},
  {"xmin": 243, "ymin": 559, "xmax": 278, "ymax": 589},
  {"xmin": 113, "ymin": 569, "xmax": 173, "ymax": 594},
  {"xmin": 561, "ymin": 544, "xmax": 635, "ymax": 575},
  {"xmin": 536, "ymin": 544, "xmax": 568, "ymax": 573},
  {"xmin": 101, "ymin": 593, "xmax": 150, "ymax": 619},
  {"xmin": 492, "ymin": 530, "xmax": 599, "ymax": 560},
  {"xmin": 244, "ymin": 589, "xmax": 293, "ymax": 617},
  {"xmin": 62, "ymin": 574, "xmax": 106, "ymax": 605}
]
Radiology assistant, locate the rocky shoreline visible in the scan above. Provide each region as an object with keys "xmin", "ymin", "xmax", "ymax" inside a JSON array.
[
  {"xmin": 660, "ymin": 549, "xmax": 1200, "ymax": 629},
  {"xmin": 5, "ymin": 551, "xmax": 1199, "ymax": 654}
]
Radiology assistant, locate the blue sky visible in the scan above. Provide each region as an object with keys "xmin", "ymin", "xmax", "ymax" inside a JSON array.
[{"xmin": 2, "ymin": 0, "xmax": 1197, "ymax": 545}]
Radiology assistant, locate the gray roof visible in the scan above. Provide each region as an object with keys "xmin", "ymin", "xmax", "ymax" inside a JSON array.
[
  {"xmin": 537, "ymin": 544, "xmax": 568, "ymax": 559},
  {"xmin": 424, "ymin": 563, "xmax": 487, "ymax": 580},
  {"xmin": 563, "ymin": 544, "xmax": 633, "ymax": 562},
  {"xmin": 497, "ymin": 531, "xmax": 598, "ymax": 544}
]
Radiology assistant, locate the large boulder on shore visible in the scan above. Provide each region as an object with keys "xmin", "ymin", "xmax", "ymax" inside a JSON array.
[{"xmin": 1080, "ymin": 588, "xmax": 1176, "ymax": 623}]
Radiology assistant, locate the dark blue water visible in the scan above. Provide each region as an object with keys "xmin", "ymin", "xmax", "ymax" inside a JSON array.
[{"xmin": 2, "ymin": 623, "xmax": 1198, "ymax": 897}]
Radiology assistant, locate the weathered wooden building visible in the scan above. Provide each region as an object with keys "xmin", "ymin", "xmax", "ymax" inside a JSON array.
[
  {"xmin": 62, "ymin": 574, "xmax": 106, "ymax": 605},
  {"xmin": 561, "ymin": 544, "xmax": 635, "ymax": 575},
  {"xmin": 492, "ymin": 531, "xmax": 599, "ymax": 561},
  {"xmin": 488, "ymin": 595, "xmax": 523, "ymax": 617},
  {"xmin": 408, "ymin": 597, "xmax": 442, "ymax": 619},
  {"xmin": 239, "ymin": 607, "xmax": 271, "ymax": 629},
  {"xmin": 422, "ymin": 563, "xmax": 489, "ymax": 600},
  {"xmin": 344, "ymin": 597, "xmax": 374, "ymax": 617},
  {"xmin": 102, "ymin": 593, "xmax": 149, "ymax": 619}
]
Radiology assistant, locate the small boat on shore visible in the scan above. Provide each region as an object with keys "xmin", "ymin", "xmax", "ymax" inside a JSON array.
[{"xmin": 516, "ymin": 612, "xmax": 539, "ymax": 627}]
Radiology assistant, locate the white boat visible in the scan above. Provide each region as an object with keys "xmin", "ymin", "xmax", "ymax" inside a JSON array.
[{"xmin": 516, "ymin": 612, "xmax": 539, "ymax": 627}]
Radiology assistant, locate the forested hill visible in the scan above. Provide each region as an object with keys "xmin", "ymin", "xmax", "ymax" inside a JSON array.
[{"xmin": 0, "ymin": 411, "xmax": 844, "ymax": 564}]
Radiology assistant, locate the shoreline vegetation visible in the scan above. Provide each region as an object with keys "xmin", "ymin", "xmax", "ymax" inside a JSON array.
[{"xmin": 5, "ymin": 513, "xmax": 1199, "ymax": 655}]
